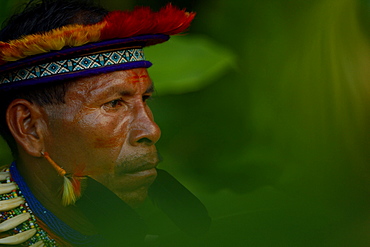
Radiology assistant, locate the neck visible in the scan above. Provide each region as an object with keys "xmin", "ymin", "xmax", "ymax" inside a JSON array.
[{"xmin": 14, "ymin": 155, "xmax": 96, "ymax": 235}]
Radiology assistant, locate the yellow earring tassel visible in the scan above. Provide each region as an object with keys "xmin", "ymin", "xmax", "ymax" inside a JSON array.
[
  {"xmin": 42, "ymin": 152, "xmax": 79, "ymax": 206},
  {"xmin": 61, "ymin": 176, "xmax": 77, "ymax": 206}
]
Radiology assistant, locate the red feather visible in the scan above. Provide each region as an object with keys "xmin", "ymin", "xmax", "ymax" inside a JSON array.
[
  {"xmin": 101, "ymin": 3, "xmax": 195, "ymax": 40},
  {"xmin": 71, "ymin": 177, "xmax": 82, "ymax": 198},
  {"xmin": 0, "ymin": 42, "xmax": 10, "ymax": 49},
  {"xmin": 152, "ymin": 4, "xmax": 196, "ymax": 35}
]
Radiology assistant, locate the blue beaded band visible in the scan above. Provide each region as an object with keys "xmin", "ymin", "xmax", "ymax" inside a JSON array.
[
  {"xmin": 0, "ymin": 167, "xmax": 57, "ymax": 246},
  {"xmin": 0, "ymin": 48, "xmax": 146, "ymax": 85}
]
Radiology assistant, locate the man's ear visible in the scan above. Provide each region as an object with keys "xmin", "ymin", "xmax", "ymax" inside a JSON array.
[{"xmin": 6, "ymin": 99, "xmax": 47, "ymax": 157}]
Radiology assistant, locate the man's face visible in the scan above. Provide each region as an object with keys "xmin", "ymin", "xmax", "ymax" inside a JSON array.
[{"xmin": 42, "ymin": 68, "xmax": 161, "ymax": 207}]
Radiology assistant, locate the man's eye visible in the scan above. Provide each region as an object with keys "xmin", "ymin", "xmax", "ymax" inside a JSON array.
[{"xmin": 104, "ymin": 99, "xmax": 124, "ymax": 108}]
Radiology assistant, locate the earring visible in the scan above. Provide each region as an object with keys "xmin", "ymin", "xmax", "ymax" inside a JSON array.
[{"xmin": 41, "ymin": 152, "xmax": 83, "ymax": 206}]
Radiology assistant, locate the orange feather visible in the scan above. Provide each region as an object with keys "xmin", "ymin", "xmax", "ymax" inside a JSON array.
[{"xmin": 0, "ymin": 22, "xmax": 105, "ymax": 63}]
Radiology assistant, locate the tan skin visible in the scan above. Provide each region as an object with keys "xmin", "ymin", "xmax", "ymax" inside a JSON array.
[{"xmin": 6, "ymin": 68, "xmax": 161, "ymax": 234}]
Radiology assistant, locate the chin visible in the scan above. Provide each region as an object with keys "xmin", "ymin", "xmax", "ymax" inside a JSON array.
[
  {"xmin": 115, "ymin": 187, "xmax": 149, "ymax": 208},
  {"xmin": 90, "ymin": 167, "xmax": 157, "ymax": 208}
]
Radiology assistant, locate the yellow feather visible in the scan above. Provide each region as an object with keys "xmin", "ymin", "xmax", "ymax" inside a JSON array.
[
  {"xmin": 0, "ymin": 21, "xmax": 106, "ymax": 62},
  {"xmin": 62, "ymin": 176, "xmax": 77, "ymax": 206}
]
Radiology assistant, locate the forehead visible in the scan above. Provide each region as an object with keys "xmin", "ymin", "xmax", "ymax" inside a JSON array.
[{"xmin": 65, "ymin": 68, "xmax": 152, "ymax": 100}]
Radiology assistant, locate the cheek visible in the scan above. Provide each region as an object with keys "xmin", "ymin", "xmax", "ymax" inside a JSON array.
[
  {"xmin": 81, "ymin": 114, "xmax": 130, "ymax": 149},
  {"xmin": 74, "ymin": 114, "xmax": 129, "ymax": 172},
  {"xmin": 94, "ymin": 137, "xmax": 123, "ymax": 148},
  {"xmin": 49, "ymin": 110, "xmax": 131, "ymax": 175}
]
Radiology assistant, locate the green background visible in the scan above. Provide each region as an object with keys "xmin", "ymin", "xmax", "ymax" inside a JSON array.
[{"xmin": 1, "ymin": 0, "xmax": 370, "ymax": 246}]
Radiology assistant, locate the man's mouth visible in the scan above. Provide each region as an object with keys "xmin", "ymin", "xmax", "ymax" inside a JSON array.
[
  {"xmin": 89, "ymin": 153, "xmax": 160, "ymax": 206},
  {"xmin": 115, "ymin": 153, "xmax": 159, "ymax": 176},
  {"xmin": 125, "ymin": 162, "xmax": 158, "ymax": 174}
]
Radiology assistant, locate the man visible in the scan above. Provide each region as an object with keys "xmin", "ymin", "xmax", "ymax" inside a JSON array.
[{"xmin": 0, "ymin": 0, "xmax": 210, "ymax": 246}]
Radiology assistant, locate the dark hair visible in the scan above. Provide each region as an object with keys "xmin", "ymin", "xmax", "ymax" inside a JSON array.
[
  {"xmin": 0, "ymin": 0, "xmax": 108, "ymax": 42},
  {"xmin": 0, "ymin": 0, "xmax": 108, "ymax": 155}
]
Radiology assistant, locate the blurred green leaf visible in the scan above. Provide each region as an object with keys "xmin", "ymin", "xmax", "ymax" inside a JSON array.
[
  {"xmin": 146, "ymin": 35, "xmax": 236, "ymax": 95},
  {"xmin": 0, "ymin": 0, "xmax": 27, "ymax": 25}
]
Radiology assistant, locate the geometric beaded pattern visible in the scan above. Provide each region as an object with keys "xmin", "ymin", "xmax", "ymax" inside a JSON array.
[
  {"xmin": 0, "ymin": 48, "xmax": 145, "ymax": 84},
  {"xmin": 0, "ymin": 168, "xmax": 57, "ymax": 246}
]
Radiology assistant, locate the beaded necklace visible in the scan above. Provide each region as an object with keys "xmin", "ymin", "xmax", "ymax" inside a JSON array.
[
  {"xmin": 0, "ymin": 166, "xmax": 57, "ymax": 246},
  {"xmin": 9, "ymin": 163, "xmax": 102, "ymax": 246}
]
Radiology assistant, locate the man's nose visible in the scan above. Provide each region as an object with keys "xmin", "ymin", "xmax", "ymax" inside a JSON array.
[{"xmin": 129, "ymin": 107, "xmax": 161, "ymax": 146}]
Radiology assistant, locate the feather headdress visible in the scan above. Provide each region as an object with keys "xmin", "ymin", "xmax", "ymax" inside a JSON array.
[{"xmin": 0, "ymin": 4, "xmax": 195, "ymax": 90}]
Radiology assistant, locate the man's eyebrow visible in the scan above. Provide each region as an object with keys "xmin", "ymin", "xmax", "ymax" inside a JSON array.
[{"xmin": 115, "ymin": 83, "xmax": 154, "ymax": 96}]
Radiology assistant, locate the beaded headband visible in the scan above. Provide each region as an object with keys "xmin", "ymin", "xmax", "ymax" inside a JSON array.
[{"xmin": 0, "ymin": 4, "xmax": 195, "ymax": 91}]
